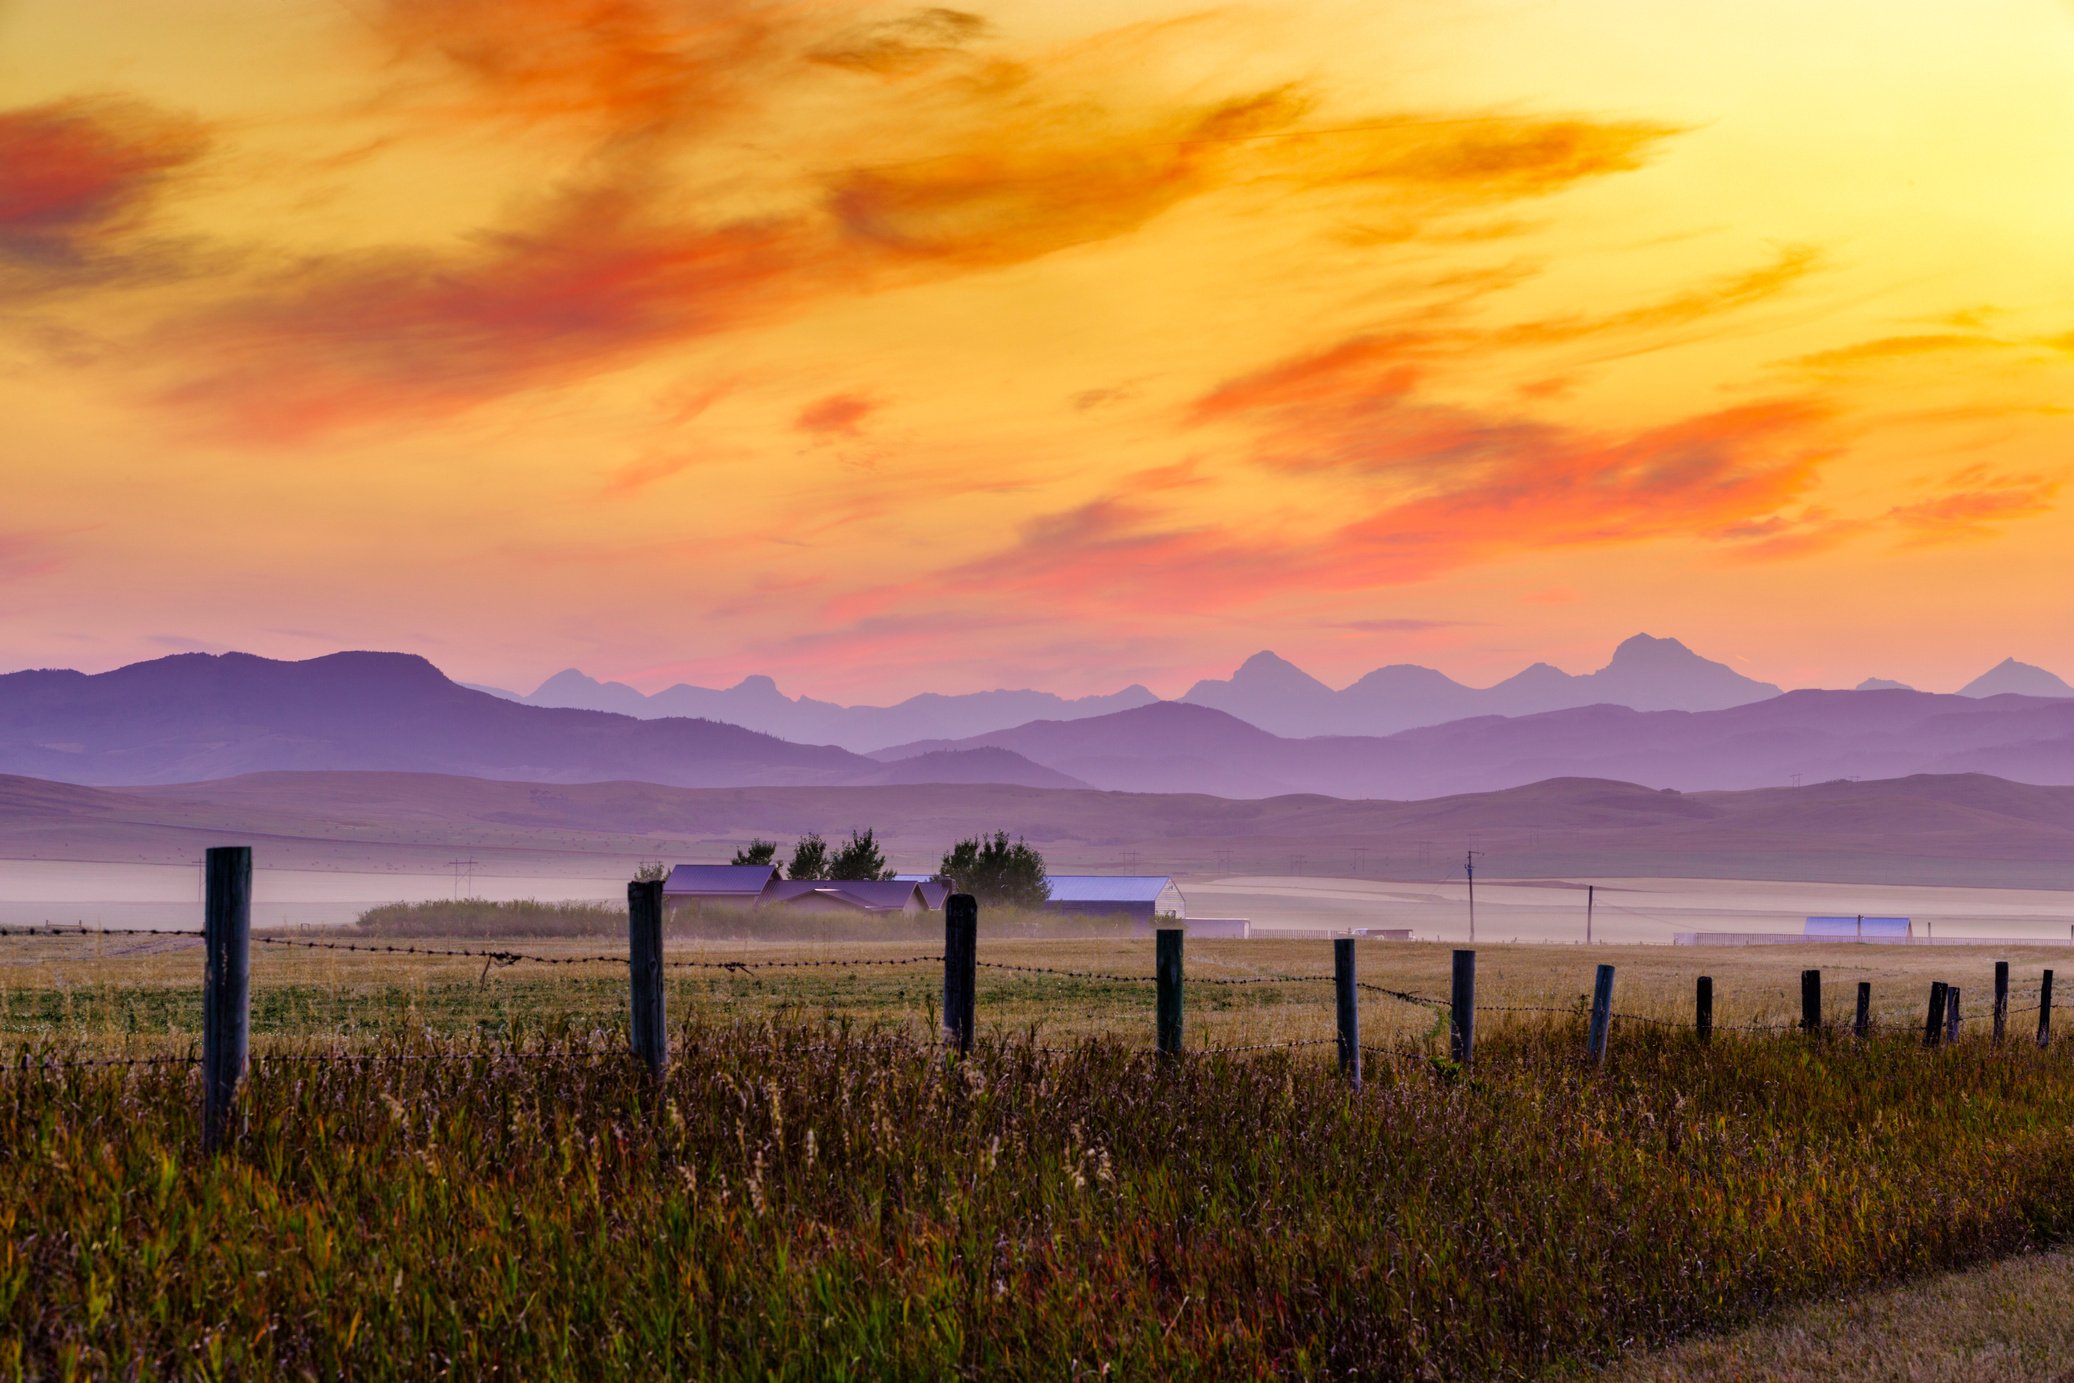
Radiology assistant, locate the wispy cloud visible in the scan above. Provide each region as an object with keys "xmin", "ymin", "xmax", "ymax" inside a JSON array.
[
  {"xmin": 795, "ymin": 393, "xmax": 879, "ymax": 438},
  {"xmin": 0, "ymin": 98, "xmax": 209, "ymax": 291}
]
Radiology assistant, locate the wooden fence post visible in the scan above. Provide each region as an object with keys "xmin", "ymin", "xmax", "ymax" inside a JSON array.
[
  {"xmin": 1450, "ymin": 949, "xmax": 1476, "ymax": 1065},
  {"xmin": 1854, "ymin": 981, "xmax": 1871, "ymax": 1039},
  {"xmin": 1924, "ymin": 981, "xmax": 1947, "ymax": 1048},
  {"xmin": 627, "ymin": 878, "xmax": 667, "ymax": 1077},
  {"xmin": 1946, "ymin": 986, "xmax": 1962, "ymax": 1045},
  {"xmin": 1587, "ymin": 963, "xmax": 1615, "ymax": 1067},
  {"xmin": 1333, "ymin": 938, "xmax": 1360, "ymax": 1087},
  {"xmin": 943, "ymin": 893, "xmax": 978, "ymax": 1056},
  {"xmin": 1695, "ymin": 976, "xmax": 1712, "ymax": 1045},
  {"xmin": 1801, "ymin": 968, "xmax": 1822, "ymax": 1036},
  {"xmin": 1156, "ymin": 928, "xmax": 1184, "ymax": 1058},
  {"xmin": 2039, "ymin": 969, "xmax": 2055, "ymax": 1049},
  {"xmin": 1993, "ymin": 961, "xmax": 2009, "ymax": 1046},
  {"xmin": 202, "ymin": 845, "xmax": 252, "ymax": 1153}
]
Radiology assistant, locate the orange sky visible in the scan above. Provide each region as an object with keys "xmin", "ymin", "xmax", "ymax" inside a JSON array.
[{"xmin": 4, "ymin": 0, "xmax": 2071, "ymax": 700}]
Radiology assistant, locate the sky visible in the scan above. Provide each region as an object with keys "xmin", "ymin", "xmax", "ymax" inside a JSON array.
[{"xmin": 3, "ymin": 0, "xmax": 2072, "ymax": 702}]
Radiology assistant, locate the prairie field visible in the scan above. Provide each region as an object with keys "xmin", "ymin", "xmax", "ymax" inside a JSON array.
[{"xmin": 10, "ymin": 911, "xmax": 2074, "ymax": 1377}]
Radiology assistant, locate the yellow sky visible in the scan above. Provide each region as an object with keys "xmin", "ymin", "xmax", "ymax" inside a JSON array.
[{"xmin": 3, "ymin": 0, "xmax": 2071, "ymax": 699}]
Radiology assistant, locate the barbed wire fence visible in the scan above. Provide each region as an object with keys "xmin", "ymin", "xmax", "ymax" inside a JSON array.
[{"xmin": 1, "ymin": 847, "xmax": 2060, "ymax": 1146}]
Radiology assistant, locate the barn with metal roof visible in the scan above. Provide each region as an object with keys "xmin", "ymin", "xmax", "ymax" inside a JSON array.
[
  {"xmin": 761, "ymin": 879, "xmax": 928, "ymax": 915},
  {"xmin": 661, "ymin": 864, "xmax": 780, "ymax": 910},
  {"xmin": 1043, "ymin": 875, "xmax": 1186, "ymax": 925}
]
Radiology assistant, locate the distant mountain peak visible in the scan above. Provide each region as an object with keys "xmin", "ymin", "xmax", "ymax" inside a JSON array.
[
  {"xmin": 728, "ymin": 674, "xmax": 784, "ymax": 696},
  {"xmin": 533, "ymin": 667, "xmax": 604, "ymax": 695},
  {"xmin": 1233, "ymin": 649, "xmax": 1323, "ymax": 682},
  {"xmin": 1960, "ymin": 658, "xmax": 2074, "ymax": 699},
  {"xmin": 1605, "ymin": 632, "xmax": 1695, "ymax": 666},
  {"xmin": 1857, "ymin": 677, "xmax": 1912, "ymax": 692}
]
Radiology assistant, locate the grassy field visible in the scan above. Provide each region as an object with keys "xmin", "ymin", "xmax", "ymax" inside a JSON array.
[
  {"xmin": 7, "ymin": 920, "xmax": 2074, "ymax": 1377},
  {"xmin": 0, "ymin": 917, "xmax": 2060, "ymax": 1052}
]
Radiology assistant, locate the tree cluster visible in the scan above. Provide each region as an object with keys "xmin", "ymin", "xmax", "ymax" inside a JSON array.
[
  {"xmin": 732, "ymin": 831, "xmax": 891, "ymax": 881},
  {"xmin": 724, "ymin": 828, "xmax": 1053, "ymax": 905},
  {"xmin": 938, "ymin": 832, "xmax": 1050, "ymax": 909}
]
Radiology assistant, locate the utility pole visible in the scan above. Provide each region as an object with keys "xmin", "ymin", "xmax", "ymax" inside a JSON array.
[
  {"xmin": 1465, "ymin": 849, "xmax": 1483, "ymax": 944},
  {"xmin": 1586, "ymin": 883, "xmax": 1595, "ymax": 945}
]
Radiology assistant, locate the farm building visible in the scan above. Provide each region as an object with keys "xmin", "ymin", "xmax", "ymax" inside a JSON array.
[
  {"xmin": 891, "ymin": 874, "xmax": 953, "ymax": 909},
  {"xmin": 761, "ymin": 880, "xmax": 928, "ymax": 915},
  {"xmin": 1044, "ymin": 875, "xmax": 1187, "ymax": 925},
  {"xmin": 661, "ymin": 864, "xmax": 780, "ymax": 911},
  {"xmin": 1805, "ymin": 915, "xmax": 1913, "ymax": 940}
]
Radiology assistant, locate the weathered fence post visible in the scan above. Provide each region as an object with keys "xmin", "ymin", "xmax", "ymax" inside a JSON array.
[
  {"xmin": 1333, "ymin": 938, "xmax": 1361, "ymax": 1087},
  {"xmin": 1156, "ymin": 927, "xmax": 1184, "ymax": 1058},
  {"xmin": 2039, "ymin": 969, "xmax": 2055, "ymax": 1049},
  {"xmin": 1946, "ymin": 986, "xmax": 1962, "ymax": 1045},
  {"xmin": 1924, "ymin": 981, "xmax": 1947, "ymax": 1048},
  {"xmin": 202, "ymin": 845, "xmax": 252, "ymax": 1153},
  {"xmin": 943, "ymin": 893, "xmax": 978, "ymax": 1056},
  {"xmin": 1854, "ymin": 981, "xmax": 1871, "ymax": 1039},
  {"xmin": 627, "ymin": 878, "xmax": 667, "ymax": 1077},
  {"xmin": 1993, "ymin": 961, "xmax": 2009, "ymax": 1046},
  {"xmin": 1587, "ymin": 963, "xmax": 1615, "ymax": 1067},
  {"xmin": 1801, "ymin": 968, "xmax": 1822, "ymax": 1036},
  {"xmin": 1695, "ymin": 976, "xmax": 1713, "ymax": 1045},
  {"xmin": 1450, "ymin": 949, "xmax": 1476, "ymax": 1066}
]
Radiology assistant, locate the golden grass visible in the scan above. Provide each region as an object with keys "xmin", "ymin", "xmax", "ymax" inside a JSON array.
[
  {"xmin": 2, "ymin": 934, "xmax": 2060, "ymax": 1056},
  {"xmin": 1600, "ymin": 1247, "xmax": 2074, "ymax": 1381}
]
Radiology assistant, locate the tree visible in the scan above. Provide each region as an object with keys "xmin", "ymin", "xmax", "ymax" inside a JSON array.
[
  {"xmin": 731, "ymin": 839, "xmax": 778, "ymax": 867},
  {"xmin": 787, "ymin": 833, "xmax": 829, "ymax": 881},
  {"xmin": 632, "ymin": 860, "xmax": 669, "ymax": 883},
  {"xmin": 940, "ymin": 831, "xmax": 1049, "ymax": 909},
  {"xmin": 826, "ymin": 827, "xmax": 892, "ymax": 882}
]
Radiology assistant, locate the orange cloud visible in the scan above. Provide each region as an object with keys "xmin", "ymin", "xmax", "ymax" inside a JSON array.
[
  {"xmin": 369, "ymin": 0, "xmax": 795, "ymax": 136},
  {"xmin": 1887, "ymin": 472, "xmax": 2064, "ymax": 543},
  {"xmin": 157, "ymin": 184, "xmax": 814, "ymax": 442},
  {"xmin": 809, "ymin": 9, "xmax": 992, "ymax": 77},
  {"xmin": 0, "ymin": 98, "xmax": 207, "ymax": 285},
  {"xmin": 1791, "ymin": 332, "xmax": 2007, "ymax": 371},
  {"xmin": 795, "ymin": 393, "xmax": 879, "ymax": 438},
  {"xmin": 831, "ymin": 88, "xmax": 1311, "ymax": 268}
]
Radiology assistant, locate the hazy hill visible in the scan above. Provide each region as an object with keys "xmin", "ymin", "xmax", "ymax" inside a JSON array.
[
  {"xmin": 491, "ymin": 638, "xmax": 2074, "ymax": 745},
  {"xmin": 7, "ymin": 769, "xmax": 2071, "ymax": 890},
  {"xmin": 0, "ymin": 651, "xmax": 1074, "ymax": 790},
  {"xmin": 508, "ymin": 668, "xmax": 1158, "ymax": 751},
  {"xmin": 880, "ymin": 688, "xmax": 2074, "ymax": 798},
  {"xmin": 1181, "ymin": 634, "xmax": 1782, "ymax": 735},
  {"xmin": 1960, "ymin": 658, "xmax": 2074, "ymax": 699}
]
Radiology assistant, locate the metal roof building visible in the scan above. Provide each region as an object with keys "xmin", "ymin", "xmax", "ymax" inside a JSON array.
[
  {"xmin": 661, "ymin": 864, "xmax": 780, "ymax": 908},
  {"xmin": 1043, "ymin": 875, "xmax": 1187, "ymax": 925},
  {"xmin": 892, "ymin": 875, "xmax": 953, "ymax": 910},
  {"xmin": 1805, "ymin": 915, "xmax": 1913, "ymax": 940},
  {"xmin": 761, "ymin": 879, "xmax": 928, "ymax": 915}
]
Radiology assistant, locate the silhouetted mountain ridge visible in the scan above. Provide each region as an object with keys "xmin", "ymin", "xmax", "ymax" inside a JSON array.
[{"xmin": 0, "ymin": 652, "xmax": 1075, "ymax": 790}]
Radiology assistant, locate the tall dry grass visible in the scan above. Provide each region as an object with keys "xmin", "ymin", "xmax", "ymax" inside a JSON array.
[{"xmin": 8, "ymin": 1020, "xmax": 2074, "ymax": 1378}]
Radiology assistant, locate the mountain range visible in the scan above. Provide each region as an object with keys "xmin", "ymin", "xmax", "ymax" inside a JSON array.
[
  {"xmin": 0, "ymin": 652, "xmax": 1081, "ymax": 790},
  {"xmin": 3, "ymin": 648, "xmax": 2074, "ymax": 799},
  {"xmin": 488, "ymin": 636, "xmax": 2070, "ymax": 748},
  {"xmin": 877, "ymin": 690, "xmax": 2074, "ymax": 798}
]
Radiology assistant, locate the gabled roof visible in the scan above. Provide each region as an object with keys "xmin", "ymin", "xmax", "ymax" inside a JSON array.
[
  {"xmin": 1045, "ymin": 875, "xmax": 1176, "ymax": 904},
  {"xmin": 762, "ymin": 879, "xmax": 926, "ymax": 912},
  {"xmin": 662, "ymin": 864, "xmax": 781, "ymax": 898}
]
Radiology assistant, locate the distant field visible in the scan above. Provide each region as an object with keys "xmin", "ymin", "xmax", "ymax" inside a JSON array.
[{"xmin": 1, "ymin": 932, "xmax": 2059, "ymax": 1052}]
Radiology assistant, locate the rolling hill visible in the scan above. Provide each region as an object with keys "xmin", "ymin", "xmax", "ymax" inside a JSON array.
[{"xmin": 879, "ymin": 689, "xmax": 2074, "ymax": 798}]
